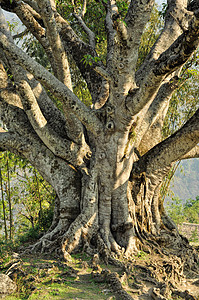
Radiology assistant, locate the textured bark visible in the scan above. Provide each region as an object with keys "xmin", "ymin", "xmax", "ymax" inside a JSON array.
[{"xmin": 0, "ymin": 1, "xmax": 199, "ymax": 273}]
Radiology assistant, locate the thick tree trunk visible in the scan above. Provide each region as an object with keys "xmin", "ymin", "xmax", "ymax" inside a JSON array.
[{"xmin": 26, "ymin": 133, "xmax": 188, "ymax": 262}]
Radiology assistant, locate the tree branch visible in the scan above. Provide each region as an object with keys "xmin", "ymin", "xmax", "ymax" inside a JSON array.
[
  {"xmin": 154, "ymin": 14, "xmax": 199, "ymax": 76},
  {"xmin": 126, "ymin": 8, "xmax": 199, "ymax": 116},
  {"xmin": 1, "ymin": 1, "xmax": 108, "ymax": 105},
  {"xmin": 18, "ymin": 71, "xmax": 73, "ymax": 141},
  {"xmin": 1, "ymin": 50, "xmax": 82, "ymax": 151},
  {"xmin": 0, "ymin": 8, "xmax": 84, "ymax": 144},
  {"xmin": 10, "ymin": 2, "xmax": 84, "ymax": 143},
  {"xmin": 125, "ymin": 0, "xmax": 154, "ymax": 28},
  {"xmin": 133, "ymin": 108, "xmax": 199, "ymax": 175},
  {"xmin": 16, "ymin": 76, "xmax": 86, "ymax": 166},
  {"xmin": 125, "ymin": 0, "xmax": 154, "ymax": 69},
  {"xmin": 13, "ymin": 28, "xmax": 29, "ymax": 39},
  {"xmin": 104, "ymin": 0, "xmax": 118, "ymax": 69},
  {"xmin": 180, "ymin": 145, "xmax": 199, "ymax": 159},
  {"xmin": 136, "ymin": 76, "xmax": 183, "ymax": 154},
  {"xmin": 1, "ymin": 53, "xmax": 76, "ymax": 143},
  {"xmin": 36, "ymin": 0, "xmax": 72, "ymax": 89},
  {"xmin": 0, "ymin": 61, "xmax": 22, "ymax": 109},
  {"xmin": 0, "ymin": 131, "xmax": 31, "ymax": 154},
  {"xmin": 0, "ymin": 32, "xmax": 103, "ymax": 135},
  {"xmin": 72, "ymin": 0, "xmax": 96, "ymax": 49},
  {"xmin": 8, "ymin": 1, "xmax": 58, "ymax": 74},
  {"xmin": 56, "ymin": 11, "xmax": 108, "ymax": 105},
  {"xmin": 21, "ymin": 0, "xmax": 40, "ymax": 14},
  {"xmin": 136, "ymin": 0, "xmax": 193, "ymax": 84}
]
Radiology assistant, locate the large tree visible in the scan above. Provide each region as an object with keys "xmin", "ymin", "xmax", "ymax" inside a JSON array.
[{"xmin": 0, "ymin": 0, "xmax": 199, "ymax": 262}]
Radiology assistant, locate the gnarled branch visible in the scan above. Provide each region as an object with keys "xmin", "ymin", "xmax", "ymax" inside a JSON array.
[
  {"xmin": 133, "ymin": 108, "xmax": 199, "ymax": 175},
  {"xmin": 0, "ymin": 32, "xmax": 103, "ymax": 135},
  {"xmin": 9, "ymin": 1, "xmax": 57, "ymax": 74},
  {"xmin": 16, "ymin": 76, "xmax": 86, "ymax": 166},
  {"xmin": 136, "ymin": 75, "xmax": 183, "ymax": 154},
  {"xmin": 136, "ymin": 0, "xmax": 193, "ymax": 84},
  {"xmin": 126, "ymin": 9, "xmax": 199, "ymax": 116}
]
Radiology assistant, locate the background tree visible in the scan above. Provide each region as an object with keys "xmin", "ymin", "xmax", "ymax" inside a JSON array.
[
  {"xmin": 0, "ymin": 0, "xmax": 199, "ymax": 269},
  {"xmin": 0, "ymin": 150, "xmax": 55, "ymax": 242}
]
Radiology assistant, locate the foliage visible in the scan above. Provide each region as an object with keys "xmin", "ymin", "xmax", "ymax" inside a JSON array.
[
  {"xmin": 0, "ymin": 239, "xmax": 15, "ymax": 261},
  {"xmin": 163, "ymin": 52, "xmax": 199, "ymax": 138},
  {"xmin": 165, "ymin": 197, "xmax": 186, "ymax": 225},
  {"xmin": 0, "ymin": 151, "xmax": 55, "ymax": 243},
  {"xmin": 184, "ymin": 196, "xmax": 199, "ymax": 224},
  {"xmin": 22, "ymin": 35, "xmax": 52, "ymax": 71},
  {"xmin": 166, "ymin": 196, "xmax": 199, "ymax": 226},
  {"xmin": 189, "ymin": 228, "xmax": 199, "ymax": 243}
]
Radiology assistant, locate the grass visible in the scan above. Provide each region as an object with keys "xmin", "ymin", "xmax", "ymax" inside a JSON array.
[
  {"xmin": 1, "ymin": 241, "xmax": 199, "ymax": 300},
  {"xmin": 1, "ymin": 252, "xmax": 114, "ymax": 300}
]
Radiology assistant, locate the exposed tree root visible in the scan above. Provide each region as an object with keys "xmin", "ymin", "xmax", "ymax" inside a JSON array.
[
  {"xmin": 18, "ymin": 228, "xmax": 199, "ymax": 300},
  {"xmin": 92, "ymin": 269, "xmax": 134, "ymax": 300},
  {"xmin": 171, "ymin": 289, "xmax": 197, "ymax": 300}
]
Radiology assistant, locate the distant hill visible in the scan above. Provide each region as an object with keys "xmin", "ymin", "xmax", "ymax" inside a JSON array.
[{"xmin": 169, "ymin": 158, "xmax": 199, "ymax": 202}]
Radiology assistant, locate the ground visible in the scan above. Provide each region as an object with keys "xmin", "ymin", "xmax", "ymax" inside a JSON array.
[{"xmin": 1, "ymin": 244, "xmax": 199, "ymax": 300}]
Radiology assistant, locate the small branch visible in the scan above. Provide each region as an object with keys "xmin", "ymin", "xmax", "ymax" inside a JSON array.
[
  {"xmin": 81, "ymin": 0, "xmax": 87, "ymax": 17},
  {"xmin": 94, "ymin": 66, "xmax": 111, "ymax": 81},
  {"xmin": 73, "ymin": 12, "xmax": 96, "ymax": 49},
  {"xmin": 71, "ymin": 0, "xmax": 95, "ymax": 48},
  {"xmin": 13, "ymin": 28, "xmax": 29, "ymax": 39}
]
